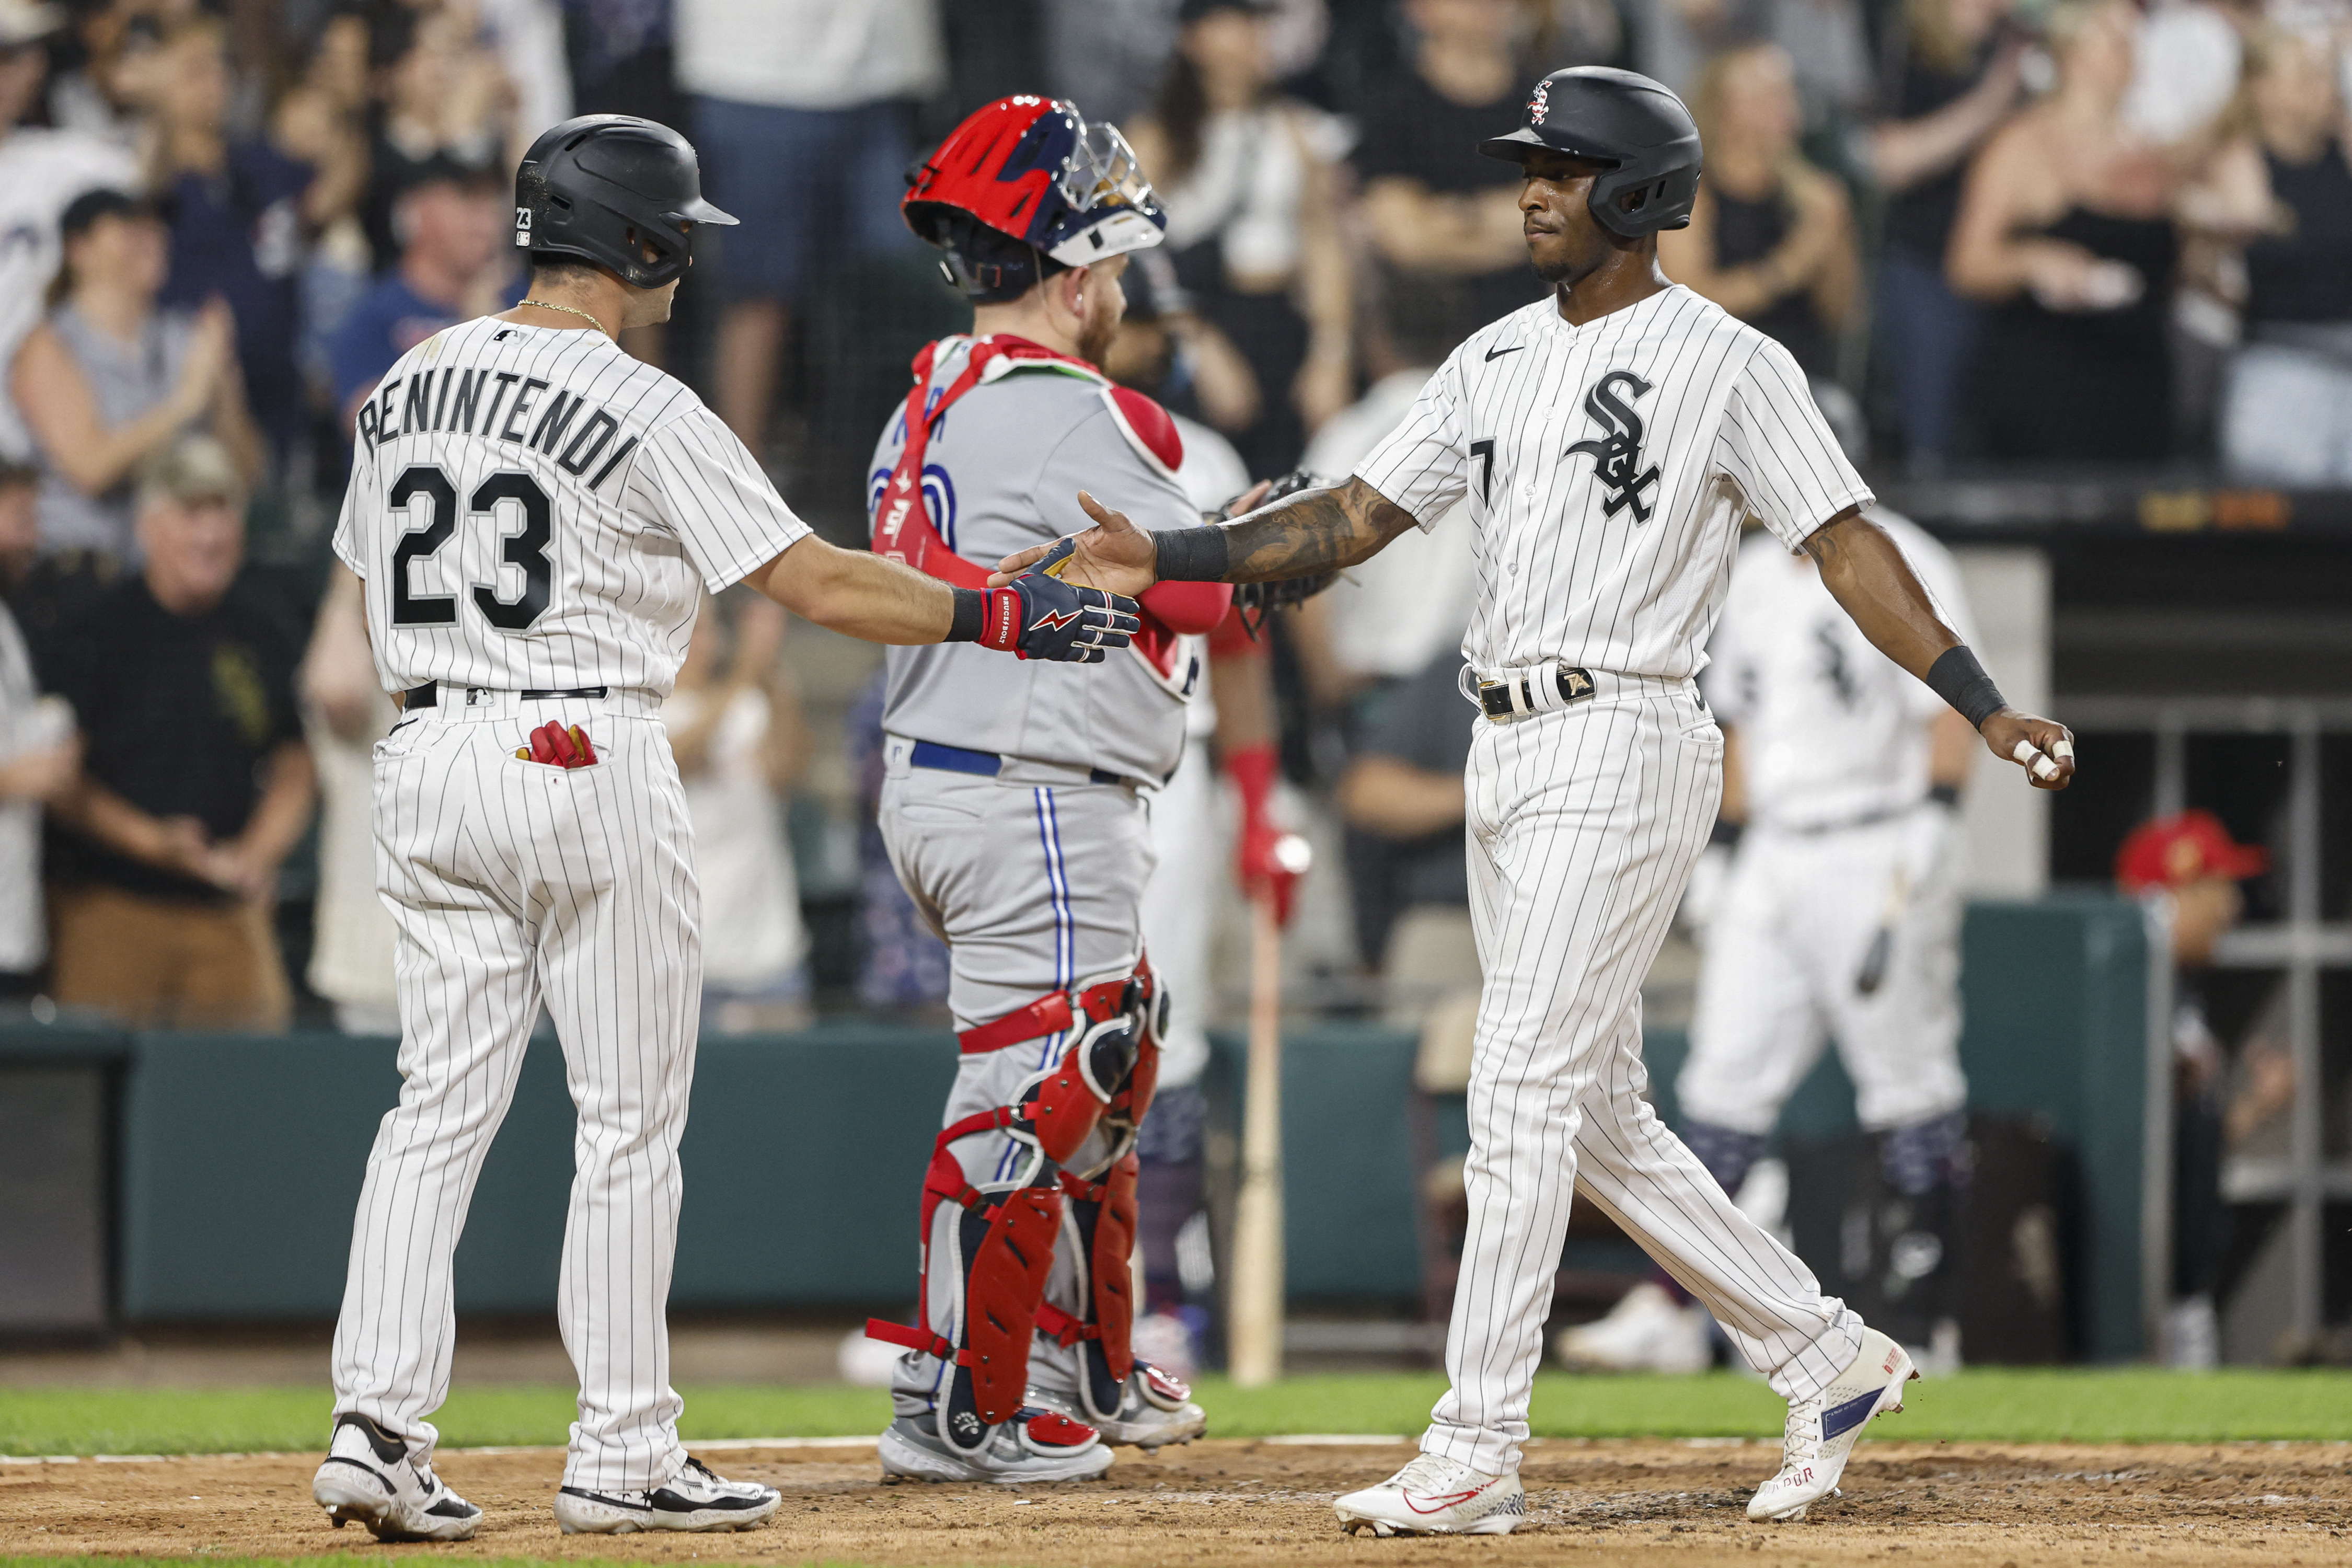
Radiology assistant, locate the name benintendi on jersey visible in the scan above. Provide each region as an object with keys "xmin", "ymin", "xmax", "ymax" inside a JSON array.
[
  {"xmin": 333, "ymin": 318, "xmax": 810, "ymax": 700},
  {"xmin": 1353, "ymin": 285, "xmax": 1873, "ymax": 682}
]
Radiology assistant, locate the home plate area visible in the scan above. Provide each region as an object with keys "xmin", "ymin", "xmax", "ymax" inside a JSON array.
[{"xmin": 2, "ymin": 1437, "xmax": 2343, "ymax": 1565}]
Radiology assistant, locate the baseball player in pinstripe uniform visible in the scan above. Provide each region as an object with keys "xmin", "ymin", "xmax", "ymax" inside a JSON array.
[
  {"xmin": 311, "ymin": 115, "xmax": 1139, "ymax": 1542},
  {"xmin": 856, "ymin": 96, "xmax": 1223, "ymax": 1485},
  {"xmin": 998, "ymin": 67, "xmax": 2076, "ymax": 1533}
]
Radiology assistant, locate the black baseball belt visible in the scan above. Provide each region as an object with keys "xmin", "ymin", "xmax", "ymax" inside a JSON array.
[
  {"xmin": 1476, "ymin": 662, "xmax": 1597, "ymax": 721},
  {"xmin": 400, "ymin": 682, "xmax": 609, "ymax": 709}
]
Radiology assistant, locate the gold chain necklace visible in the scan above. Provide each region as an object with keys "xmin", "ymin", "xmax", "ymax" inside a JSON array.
[{"xmin": 517, "ymin": 299, "xmax": 614, "ymax": 338}]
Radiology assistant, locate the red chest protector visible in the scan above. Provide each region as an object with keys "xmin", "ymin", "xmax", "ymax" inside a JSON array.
[{"xmin": 873, "ymin": 335, "xmax": 1194, "ymax": 687}]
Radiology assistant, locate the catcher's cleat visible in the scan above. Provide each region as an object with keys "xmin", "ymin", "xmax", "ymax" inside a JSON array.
[
  {"xmin": 1747, "ymin": 1325, "xmax": 1917, "ymax": 1521},
  {"xmin": 312, "ymin": 1412, "xmax": 480, "ymax": 1542},
  {"xmin": 878, "ymin": 1409, "xmax": 1113, "ymax": 1484},
  {"xmin": 1029, "ymin": 1362, "xmax": 1205, "ymax": 1452},
  {"xmin": 1333, "ymin": 1452, "xmax": 1525, "ymax": 1536}
]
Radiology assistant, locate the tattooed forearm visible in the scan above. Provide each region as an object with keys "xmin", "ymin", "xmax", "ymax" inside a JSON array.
[{"xmin": 1220, "ymin": 476, "xmax": 1421, "ymax": 582}]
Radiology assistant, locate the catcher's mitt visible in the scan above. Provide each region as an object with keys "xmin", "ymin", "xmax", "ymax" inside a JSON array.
[{"xmin": 1217, "ymin": 470, "xmax": 1340, "ymax": 636}]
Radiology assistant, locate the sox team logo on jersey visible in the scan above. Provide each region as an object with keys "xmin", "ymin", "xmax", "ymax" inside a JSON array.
[{"xmin": 1565, "ymin": 369, "xmax": 1661, "ymax": 523}]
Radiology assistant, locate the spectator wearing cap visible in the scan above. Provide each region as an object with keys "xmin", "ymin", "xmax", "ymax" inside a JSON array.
[
  {"xmin": 2115, "ymin": 809, "xmax": 2297, "ymax": 1367},
  {"xmin": 11, "ymin": 189, "xmax": 262, "ymax": 563},
  {"xmin": 1126, "ymin": 0, "xmax": 1354, "ymax": 476},
  {"xmin": 0, "ymin": 456, "xmax": 78, "ymax": 998},
  {"xmin": 0, "ymin": 0, "xmax": 139, "ymax": 465},
  {"xmin": 147, "ymin": 13, "xmax": 359, "ymax": 462},
  {"xmin": 676, "ymin": 0, "xmax": 942, "ymax": 453},
  {"xmin": 42, "ymin": 434, "xmax": 315, "ymax": 1029},
  {"xmin": 327, "ymin": 158, "xmax": 523, "ymax": 432},
  {"xmin": 1352, "ymin": 0, "xmax": 1550, "ymax": 357}
]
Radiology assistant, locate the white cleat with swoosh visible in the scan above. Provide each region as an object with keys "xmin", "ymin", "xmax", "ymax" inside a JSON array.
[{"xmin": 1334, "ymin": 1452, "xmax": 1525, "ymax": 1536}]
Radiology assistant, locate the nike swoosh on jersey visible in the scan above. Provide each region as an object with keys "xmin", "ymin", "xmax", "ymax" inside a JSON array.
[{"xmin": 1483, "ymin": 344, "xmax": 1526, "ymax": 361}]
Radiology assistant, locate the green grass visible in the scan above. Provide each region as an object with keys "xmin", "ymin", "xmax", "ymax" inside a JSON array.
[{"xmin": 4, "ymin": 1369, "xmax": 2349, "ymax": 1457}]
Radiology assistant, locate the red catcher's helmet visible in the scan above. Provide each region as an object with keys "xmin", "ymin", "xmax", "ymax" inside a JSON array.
[{"xmin": 904, "ymin": 96, "xmax": 1165, "ymax": 300}]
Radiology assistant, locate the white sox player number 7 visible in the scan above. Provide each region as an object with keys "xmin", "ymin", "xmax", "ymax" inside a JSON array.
[{"xmin": 995, "ymin": 64, "xmax": 2074, "ymax": 1540}]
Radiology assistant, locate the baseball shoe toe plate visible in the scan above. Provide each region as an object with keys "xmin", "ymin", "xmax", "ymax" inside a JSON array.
[
  {"xmin": 1333, "ymin": 1452, "xmax": 1525, "ymax": 1536},
  {"xmin": 1748, "ymin": 1325, "xmax": 1917, "ymax": 1521}
]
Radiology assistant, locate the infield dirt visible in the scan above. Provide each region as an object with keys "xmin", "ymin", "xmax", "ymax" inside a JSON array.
[{"xmin": 2, "ymin": 1437, "xmax": 2345, "ymax": 1566}]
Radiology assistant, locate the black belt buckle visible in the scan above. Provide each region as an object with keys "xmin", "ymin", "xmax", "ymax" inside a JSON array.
[
  {"xmin": 1478, "ymin": 663, "xmax": 1596, "ymax": 719},
  {"xmin": 402, "ymin": 682, "xmax": 436, "ymax": 709}
]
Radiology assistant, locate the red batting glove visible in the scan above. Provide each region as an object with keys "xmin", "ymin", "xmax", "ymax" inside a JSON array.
[
  {"xmin": 1226, "ymin": 743, "xmax": 1305, "ymax": 926},
  {"xmin": 524, "ymin": 722, "xmax": 598, "ymax": 768}
]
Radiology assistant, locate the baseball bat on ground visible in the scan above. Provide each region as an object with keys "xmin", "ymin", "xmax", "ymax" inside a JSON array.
[{"xmin": 1227, "ymin": 893, "xmax": 1286, "ymax": 1388}]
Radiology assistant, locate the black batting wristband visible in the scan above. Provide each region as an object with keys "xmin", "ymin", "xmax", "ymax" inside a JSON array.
[
  {"xmin": 1155, "ymin": 525, "xmax": 1230, "ymax": 583},
  {"xmin": 946, "ymin": 586, "xmax": 987, "ymax": 643},
  {"xmin": 1709, "ymin": 817, "xmax": 1744, "ymax": 849},
  {"xmin": 1927, "ymin": 782, "xmax": 1963, "ymax": 809},
  {"xmin": 1926, "ymin": 645, "xmax": 2007, "ymax": 730}
]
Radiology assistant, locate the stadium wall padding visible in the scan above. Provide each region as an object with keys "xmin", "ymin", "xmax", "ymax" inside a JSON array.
[{"xmin": 0, "ymin": 896, "xmax": 2150, "ymax": 1357}]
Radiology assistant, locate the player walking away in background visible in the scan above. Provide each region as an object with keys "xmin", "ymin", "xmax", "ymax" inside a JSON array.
[
  {"xmin": 996, "ymin": 66, "xmax": 2078, "ymax": 1533},
  {"xmin": 1560, "ymin": 509, "xmax": 1984, "ymax": 1377},
  {"xmin": 858, "ymin": 96, "xmax": 1224, "ymax": 1486},
  {"xmin": 315, "ymin": 113, "xmax": 1138, "ymax": 1544}
]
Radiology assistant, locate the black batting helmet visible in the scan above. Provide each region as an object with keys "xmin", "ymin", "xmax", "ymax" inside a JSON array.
[
  {"xmin": 514, "ymin": 114, "xmax": 736, "ymax": 289},
  {"xmin": 1479, "ymin": 67, "xmax": 1702, "ymax": 239}
]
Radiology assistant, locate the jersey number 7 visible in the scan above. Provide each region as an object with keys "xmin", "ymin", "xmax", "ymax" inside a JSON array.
[{"xmin": 389, "ymin": 464, "xmax": 554, "ymax": 631}]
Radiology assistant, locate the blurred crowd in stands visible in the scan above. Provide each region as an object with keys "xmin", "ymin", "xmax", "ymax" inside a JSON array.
[{"xmin": 0, "ymin": 0, "xmax": 2344, "ymax": 1031}]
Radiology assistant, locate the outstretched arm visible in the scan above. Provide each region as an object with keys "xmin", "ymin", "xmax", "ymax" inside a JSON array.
[
  {"xmin": 745, "ymin": 534, "xmax": 1139, "ymax": 662},
  {"xmin": 991, "ymin": 475, "xmax": 1422, "ymax": 597},
  {"xmin": 747, "ymin": 534, "xmax": 960, "ymax": 644},
  {"xmin": 1805, "ymin": 509, "xmax": 2076, "ymax": 790}
]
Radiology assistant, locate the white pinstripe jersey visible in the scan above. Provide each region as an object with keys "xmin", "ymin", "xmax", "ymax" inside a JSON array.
[
  {"xmin": 332, "ymin": 317, "xmax": 811, "ymax": 697},
  {"xmin": 1354, "ymin": 284, "xmax": 1872, "ymax": 682}
]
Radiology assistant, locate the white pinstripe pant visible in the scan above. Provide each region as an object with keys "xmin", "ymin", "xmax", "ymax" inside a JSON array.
[
  {"xmin": 875, "ymin": 753, "xmax": 1152, "ymax": 1415},
  {"xmin": 1428, "ymin": 683, "xmax": 1861, "ymax": 1475},
  {"xmin": 331, "ymin": 695, "xmax": 698, "ymax": 1492}
]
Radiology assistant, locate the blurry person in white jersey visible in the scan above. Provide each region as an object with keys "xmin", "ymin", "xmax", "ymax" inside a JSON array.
[
  {"xmin": 314, "ymin": 114, "xmax": 1140, "ymax": 1544},
  {"xmin": 994, "ymin": 66, "xmax": 2077, "ymax": 1534}
]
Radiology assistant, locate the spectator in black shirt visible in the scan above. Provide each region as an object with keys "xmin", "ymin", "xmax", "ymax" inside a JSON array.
[
  {"xmin": 1660, "ymin": 43, "xmax": 1858, "ymax": 380},
  {"xmin": 1861, "ymin": 0, "xmax": 2026, "ymax": 471},
  {"xmin": 1352, "ymin": 0, "xmax": 1548, "ymax": 356},
  {"xmin": 44, "ymin": 434, "xmax": 315, "ymax": 1029},
  {"xmin": 2202, "ymin": 26, "xmax": 2352, "ymax": 483}
]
